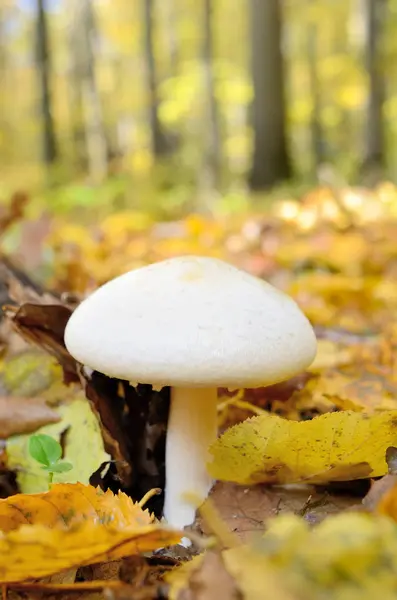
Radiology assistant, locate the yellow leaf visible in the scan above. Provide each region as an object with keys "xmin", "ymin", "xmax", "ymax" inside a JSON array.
[
  {"xmin": 303, "ymin": 367, "xmax": 397, "ymax": 413},
  {"xmin": 170, "ymin": 513, "xmax": 397, "ymax": 600},
  {"xmin": 209, "ymin": 411, "xmax": 397, "ymax": 485},
  {"xmin": 308, "ymin": 338, "xmax": 355, "ymax": 372},
  {"xmin": 0, "ymin": 483, "xmax": 181, "ymax": 582}
]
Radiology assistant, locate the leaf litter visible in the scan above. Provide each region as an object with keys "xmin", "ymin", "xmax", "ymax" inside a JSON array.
[
  {"xmin": 5, "ymin": 188, "xmax": 397, "ymax": 596},
  {"xmin": 0, "ymin": 482, "xmax": 182, "ymax": 582}
]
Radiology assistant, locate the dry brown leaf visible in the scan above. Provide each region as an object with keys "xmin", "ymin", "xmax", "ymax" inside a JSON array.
[
  {"xmin": 0, "ymin": 483, "xmax": 181, "ymax": 582},
  {"xmin": 6, "ymin": 302, "xmax": 78, "ymax": 385},
  {"xmin": 0, "ymin": 395, "xmax": 60, "ymax": 438},
  {"xmin": 169, "ymin": 548, "xmax": 296, "ymax": 600},
  {"xmin": 197, "ymin": 482, "xmax": 361, "ymax": 542},
  {"xmin": 176, "ymin": 551, "xmax": 240, "ymax": 600}
]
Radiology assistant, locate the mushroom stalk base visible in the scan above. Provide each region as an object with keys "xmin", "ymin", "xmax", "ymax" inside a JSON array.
[{"xmin": 163, "ymin": 386, "xmax": 218, "ymax": 530}]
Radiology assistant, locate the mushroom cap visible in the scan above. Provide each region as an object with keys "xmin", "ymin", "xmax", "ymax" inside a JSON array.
[{"xmin": 64, "ymin": 256, "xmax": 317, "ymax": 388}]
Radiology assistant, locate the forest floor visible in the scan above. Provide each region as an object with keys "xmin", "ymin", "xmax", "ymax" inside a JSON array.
[{"xmin": 1, "ymin": 181, "xmax": 397, "ymax": 599}]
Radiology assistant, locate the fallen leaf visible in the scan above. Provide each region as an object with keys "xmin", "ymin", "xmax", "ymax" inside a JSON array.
[
  {"xmin": 230, "ymin": 512, "xmax": 397, "ymax": 599},
  {"xmin": 170, "ymin": 512, "xmax": 397, "ymax": 600},
  {"xmin": 299, "ymin": 366, "xmax": 397, "ymax": 413},
  {"xmin": 197, "ymin": 481, "xmax": 361, "ymax": 542},
  {"xmin": 209, "ymin": 411, "xmax": 397, "ymax": 485},
  {"xmin": 308, "ymin": 338, "xmax": 356, "ymax": 372},
  {"xmin": 0, "ymin": 482, "xmax": 181, "ymax": 582},
  {"xmin": 0, "ymin": 396, "xmax": 60, "ymax": 438},
  {"xmin": 7, "ymin": 396, "xmax": 110, "ymax": 493},
  {"xmin": 175, "ymin": 551, "xmax": 240, "ymax": 600},
  {"xmin": 362, "ymin": 475, "xmax": 397, "ymax": 511},
  {"xmin": 169, "ymin": 547, "xmax": 296, "ymax": 600},
  {"xmin": 6, "ymin": 302, "xmax": 77, "ymax": 384}
]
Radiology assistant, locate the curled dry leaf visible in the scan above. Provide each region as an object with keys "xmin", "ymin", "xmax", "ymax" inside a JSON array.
[
  {"xmin": 6, "ymin": 302, "xmax": 78, "ymax": 385},
  {"xmin": 0, "ymin": 483, "xmax": 181, "ymax": 582},
  {"xmin": 209, "ymin": 411, "xmax": 397, "ymax": 485}
]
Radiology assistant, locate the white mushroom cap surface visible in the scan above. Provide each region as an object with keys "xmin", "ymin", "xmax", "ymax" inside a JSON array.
[{"xmin": 65, "ymin": 256, "xmax": 316, "ymax": 386}]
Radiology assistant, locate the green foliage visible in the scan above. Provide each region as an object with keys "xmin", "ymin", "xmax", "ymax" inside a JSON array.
[
  {"xmin": 28, "ymin": 434, "xmax": 73, "ymax": 485},
  {"xmin": 8, "ymin": 396, "xmax": 111, "ymax": 493}
]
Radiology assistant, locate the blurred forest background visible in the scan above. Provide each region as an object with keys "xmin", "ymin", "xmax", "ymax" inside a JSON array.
[{"xmin": 0, "ymin": 0, "xmax": 396, "ymax": 290}]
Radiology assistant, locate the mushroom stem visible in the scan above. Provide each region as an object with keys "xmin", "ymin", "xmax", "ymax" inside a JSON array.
[{"xmin": 163, "ymin": 386, "xmax": 218, "ymax": 530}]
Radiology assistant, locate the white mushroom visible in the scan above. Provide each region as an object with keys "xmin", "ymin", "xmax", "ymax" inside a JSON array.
[{"xmin": 64, "ymin": 256, "xmax": 317, "ymax": 531}]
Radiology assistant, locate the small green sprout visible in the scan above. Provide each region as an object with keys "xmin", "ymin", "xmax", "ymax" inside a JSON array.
[{"xmin": 28, "ymin": 434, "xmax": 73, "ymax": 486}]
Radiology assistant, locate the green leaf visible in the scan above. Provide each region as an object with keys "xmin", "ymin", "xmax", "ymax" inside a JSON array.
[
  {"xmin": 43, "ymin": 461, "xmax": 73, "ymax": 474},
  {"xmin": 28, "ymin": 434, "xmax": 62, "ymax": 467}
]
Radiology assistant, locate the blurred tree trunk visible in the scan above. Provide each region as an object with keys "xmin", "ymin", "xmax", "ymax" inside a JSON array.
[
  {"xmin": 35, "ymin": 0, "xmax": 58, "ymax": 165},
  {"xmin": 164, "ymin": 0, "xmax": 179, "ymax": 76},
  {"xmin": 202, "ymin": 0, "xmax": 221, "ymax": 190},
  {"xmin": 143, "ymin": 0, "xmax": 170, "ymax": 157},
  {"xmin": 248, "ymin": 0, "xmax": 291, "ymax": 190},
  {"xmin": 362, "ymin": 0, "xmax": 386, "ymax": 177},
  {"xmin": 307, "ymin": 16, "xmax": 325, "ymax": 175},
  {"xmin": 67, "ymin": 33, "xmax": 86, "ymax": 173},
  {"xmin": 69, "ymin": 0, "xmax": 110, "ymax": 182},
  {"xmin": 0, "ymin": 3, "xmax": 7, "ymax": 154}
]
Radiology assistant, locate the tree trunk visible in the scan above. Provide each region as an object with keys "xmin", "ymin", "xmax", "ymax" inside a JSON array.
[
  {"xmin": 143, "ymin": 0, "xmax": 170, "ymax": 157},
  {"xmin": 68, "ymin": 0, "xmax": 110, "ymax": 182},
  {"xmin": 0, "ymin": 3, "xmax": 8, "ymax": 156},
  {"xmin": 248, "ymin": 0, "xmax": 291, "ymax": 190},
  {"xmin": 164, "ymin": 0, "xmax": 179, "ymax": 76},
  {"xmin": 35, "ymin": 0, "xmax": 58, "ymax": 165},
  {"xmin": 202, "ymin": 0, "xmax": 221, "ymax": 191},
  {"xmin": 307, "ymin": 17, "xmax": 325, "ymax": 175},
  {"xmin": 363, "ymin": 0, "xmax": 386, "ymax": 175}
]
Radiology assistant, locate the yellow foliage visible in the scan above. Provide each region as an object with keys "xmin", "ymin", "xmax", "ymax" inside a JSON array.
[
  {"xmin": 169, "ymin": 513, "xmax": 397, "ymax": 600},
  {"xmin": 0, "ymin": 483, "xmax": 181, "ymax": 583},
  {"xmin": 209, "ymin": 411, "xmax": 397, "ymax": 485},
  {"xmin": 301, "ymin": 367, "xmax": 397, "ymax": 413}
]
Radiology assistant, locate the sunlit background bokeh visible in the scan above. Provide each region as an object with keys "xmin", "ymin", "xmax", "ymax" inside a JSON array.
[{"xmin": 1, "ymin": 0, "xmax": 397, "ymax": 308}]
